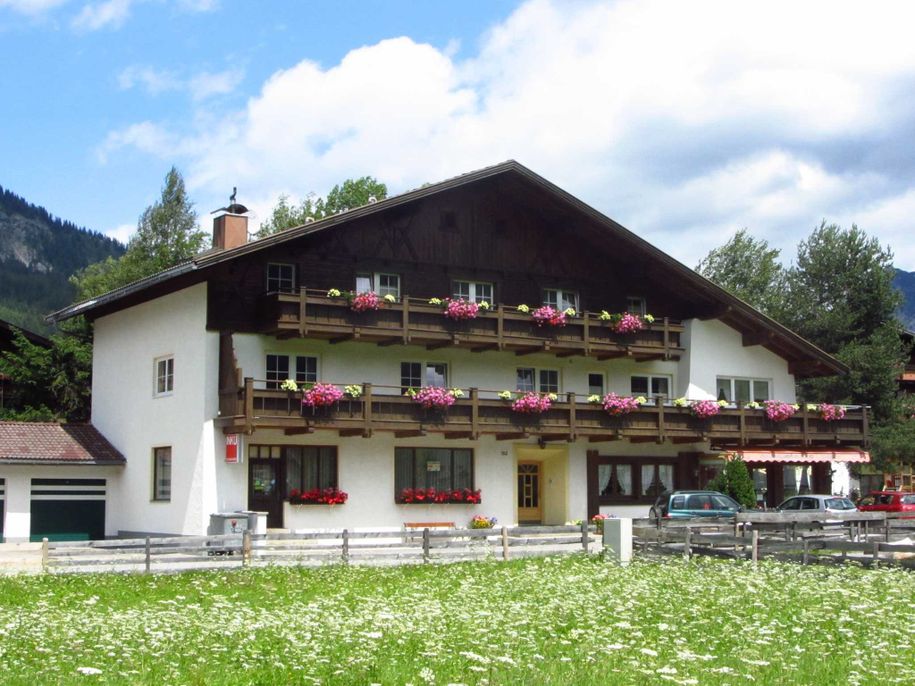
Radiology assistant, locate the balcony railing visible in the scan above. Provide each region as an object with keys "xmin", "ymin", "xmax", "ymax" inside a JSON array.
[
  {"xmin": 257, "ymin": 289, "xmax": 685, "ymax": 361},
  {"xmin": 218, "ymin": 380, "xmax": 869, "ymax": 449}
]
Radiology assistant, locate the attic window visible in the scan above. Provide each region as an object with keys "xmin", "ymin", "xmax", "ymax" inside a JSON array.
[{"xmin": 267, "ymin": 263, "xmax": 295, "ymax": 293}]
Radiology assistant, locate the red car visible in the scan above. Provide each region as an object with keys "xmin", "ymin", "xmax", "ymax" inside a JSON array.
[{"xmin": 856, "ymin": 491, "xmax": 915, "ymax": 516}]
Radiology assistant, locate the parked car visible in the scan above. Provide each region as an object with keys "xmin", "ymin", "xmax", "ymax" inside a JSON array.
[
  {"xmin": 649, "ymin": 490, "xmax": 742, "ymax": 520},
  {"xmin": 856, "ymin": 491, "xmax": 915, "ymax": 516},
  {"xmin": 776, "ymin": 494, "xmax": 857, "ymax": 513}
]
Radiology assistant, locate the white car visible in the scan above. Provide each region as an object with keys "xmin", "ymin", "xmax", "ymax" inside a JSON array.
[{"xmin": 777, "ymin": 494, "xmax": 857, "ymax": 513}]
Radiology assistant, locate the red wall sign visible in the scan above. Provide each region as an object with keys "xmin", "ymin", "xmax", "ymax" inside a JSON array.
[{"xmin": 225, "ymin": 434, "xmax": 241, "ymax": 463}]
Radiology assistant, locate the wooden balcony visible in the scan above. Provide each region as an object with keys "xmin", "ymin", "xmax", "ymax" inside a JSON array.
[
  {"xmin": 218, "ymin": 380, "xmax": 869, "ymax": 449},
  {"xmin": 257, "ymin": 289, "xmax": 685, "ymax": 361}
]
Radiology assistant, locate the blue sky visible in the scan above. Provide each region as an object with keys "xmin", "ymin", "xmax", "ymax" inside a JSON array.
[{"xmin": 4, "ymin": 0, "xmax": 915, "ymax": 271}]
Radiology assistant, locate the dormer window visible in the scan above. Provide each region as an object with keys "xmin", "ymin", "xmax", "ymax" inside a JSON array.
[
  {"xmin": 453, "ymin": 280, "xmax": 493, "ymax": 304},
  {"xmin": 543, "ymin": 288, "xmax": 578, "ymax": 312},
  {"xmin": 267, "ymin": 263, "xmax": 295, "ymax": 293},
  {"xmin": 356, "ymin": 272, "xmax": 400, "ymax": 300},
  {"xmin": 627, "ymin": 296, "xmax": 647, "ymax": 316}
]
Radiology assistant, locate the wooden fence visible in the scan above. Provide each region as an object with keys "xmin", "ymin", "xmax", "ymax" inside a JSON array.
[
  {"xmin": 38, "ymin": 523, "xmax": 598, "ymax": 574},
  {"xmin": 633, "ymin": 511, "xmax": 915, "ymax": 568}
]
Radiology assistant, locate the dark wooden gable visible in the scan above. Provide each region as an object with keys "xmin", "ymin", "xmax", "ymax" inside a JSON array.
[{"xmin": 205, "ymin": 173, "xmax": 715, "ymax": 333}]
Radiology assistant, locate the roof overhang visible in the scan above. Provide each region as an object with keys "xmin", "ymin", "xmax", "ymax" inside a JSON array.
[{"xmin": 730, "ymin": 449, "xmax": 870, "ymax": 464}]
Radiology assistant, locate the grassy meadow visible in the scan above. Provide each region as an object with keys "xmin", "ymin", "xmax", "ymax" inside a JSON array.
[{"xmin": 0, "ymin": 554, "xmax": 912, "ymax": 685}]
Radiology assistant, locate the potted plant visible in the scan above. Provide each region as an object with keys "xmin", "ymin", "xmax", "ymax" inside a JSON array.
[
  {"xmin": 511, "ymin": 391, "xmax": 554, "ymax": 414},
  {"xmin": 289, "ymin": 487, "xmax": 348, "ymax": 505},
  {"xmin": 301, "ymin": 382, "xmax": 344, "ymax": 408},
  {"xmin": 406, "ymin": 386, "xmax": 463, "ymax": 410},
  {"xmin": 764, "ymin": 400, "xmax": 798, "ymax": 422}
]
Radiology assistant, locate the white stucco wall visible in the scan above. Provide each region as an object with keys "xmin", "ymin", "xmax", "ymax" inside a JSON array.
[
  {"xmin": 680, "ymin": 319, "xmax": 797, "ymax": 402},
  {"xmin": 91, "ymin": 283, "xmax": 220, "ymax": 535}
]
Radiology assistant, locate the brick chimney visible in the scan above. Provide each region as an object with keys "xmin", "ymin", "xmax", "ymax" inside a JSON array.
[{"xmin": 212, "ymin": 192, "xmax": 249, "ymax": 250}]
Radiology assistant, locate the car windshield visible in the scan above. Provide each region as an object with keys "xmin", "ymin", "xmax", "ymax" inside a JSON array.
[
  {"xmin": 710, "ymin": 494, "xmax": 737, "ymax": 510},
  {"xmin": 825, "ymin": 498, "xmax": 855, "ymax": 510},
  {"xmin": 875, "ymin": 494, "xmax": 894, "ymax": 505}
]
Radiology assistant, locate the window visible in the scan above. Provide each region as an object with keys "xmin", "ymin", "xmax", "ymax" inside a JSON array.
[
  {"xmin": 452, "ymin": 280, "xmax": 493, "ymax": 304},
  {"xmin": 395, "ymin": 448, "xmax": 473, "ymax": 494},
  {"xmin": 716, "ymin": 377, "xmax": 770, "ymax": 404},
  {"xmin": 285, "ymin": 446, "xmax": 338, "ymax": 496},
  {"xmin": 295, "ymin": 356, "xmax": 318, "ymax": 385},
  {"xmin": 153, "ymin": 447, "xmax": 171, "ymax": 501},
  {"xmin": 266, "ymin": 355, "xmax": 318, "ymax": 389},
  {"xmin": 593, "ymin": 456, "xmax": 676, "ymax": 504},
  {"xmin": 626, "ymin": 296, "xmax": 646, "ymax": 315},
  {"xmin": 266, "ymin": 354, "xmax": 290, "ymax": 389},
  {"xmin": 516, "ymin": 368, "xmax": 560, "ymax": 393},
  {"xmin": 631, "ymin": 374, "xmax": 671, "ymax": 398},
  {"xmin": 267, "ymin": 263, "xmax": 295, "ymax": 293},
  {"xmin": 543, "ymin": 288, "xmax": 578, "ymax": 312},
  {"xmin": 588, "ymin": 373, "xmax": 605, "ymax": 397},
  {"xmin": 154, "ymin": 356, "xmax": 174, "ymax": 396},
  {"xmin": 356, "ymin": 272, "xmax": 400, "ymax": 299},
  {"xmin": 401, "ymin": 362, "xmax": 447, "ymax": 393}
]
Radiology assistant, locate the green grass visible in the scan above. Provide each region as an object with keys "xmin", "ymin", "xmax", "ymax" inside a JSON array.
[{"xmin": 0, "ymin": 555, "xmax": 912, "ymax": 684}]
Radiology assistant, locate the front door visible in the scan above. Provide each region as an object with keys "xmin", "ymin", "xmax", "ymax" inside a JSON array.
[
  {"xmin": 517, "ymin": 461, "xmax": 542, "ymax": 524},
  {"xmin": 249, "ymin": 458, "xmax": 284, "ymax": 528}
]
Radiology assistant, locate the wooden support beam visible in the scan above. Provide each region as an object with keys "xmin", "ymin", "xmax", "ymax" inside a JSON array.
[
  {"xmin": 514, "ymin": 347, "xmax": 541, "ymax": 357},
  {"xmin": 670, "ymin": 437, "xmax": 698, "ymax": 444},
  {"xmin": 394, "ymin": 430, "xmax": 426, "ymax": 438},
  {"xmin": 444, "ymin": 431, "xmax": 473, "ymax": 440},
  {"xmin": 283, "ymin": 427, "xmax": 315, "ymax": 436},
  {"xmin": 588, "ymin": 434, "xmax": 621, "ymax": 443},
  {"xmin": 330, "ymin": 334, "xmax": 355, "ymax": 344},
  {"xmin": 338, "ymin": 428, "xmax": 363, "ymax": 437},
  {"xmin": 495, "ymin": 431, "xmax": 528, "ymax": 441},
  {"xmin": 628, "ymin": 436, "xmax": 659, "ymax": 444}
]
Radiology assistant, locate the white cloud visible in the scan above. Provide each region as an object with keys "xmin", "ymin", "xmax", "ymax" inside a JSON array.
[
  {"xmin": 117, "ymin": 65, "xmax": 181, "ymax": 94},
  {"xmin": 188, "ymin": 68, "xmax": 242, "ymax": 100},
  {"xmin": 103, "ymin": 222, "xmax": 134, "ymax": 244},
  {"xmin": 71, "ymin": 0, "xmax": 131, "ymax": 31},
  {"xmin": 96, "ymin": 120, "xmax": 182, "ymax": 163},
  {"xmin": 100, "ymin": 0, "xmax": 915, "ymax": 270},
  {"xmin": 117, "ymin": 65, "xmax": 241, "ymax": 99}
]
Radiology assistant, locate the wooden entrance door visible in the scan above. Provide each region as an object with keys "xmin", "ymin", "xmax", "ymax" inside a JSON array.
[
  {"xmin": 517, "ymin": 461, "xmax": 542, "ymax": 524},
  {"xmin": 248, "ymin": 458, "xmax": 284, "ymax": 528}
]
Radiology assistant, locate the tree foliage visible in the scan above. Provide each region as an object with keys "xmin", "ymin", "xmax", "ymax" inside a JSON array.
[
  {"xmin": 257, "ymin": 176, "xmax": 387, "ymax": 238},
  {"xmin": 71, "ymin": 167, "xmax": 203, "ymax": 300},
  {"xmin": 695, "ymin": 229, "xmax": 787, "ymax": 316},
  {"xmin": 0, "ymin": 327, "xmax": 91, "ymax": 421},
  {"xmin": 708, "ymin": 456, "xmax": 757, "ymax": 509}
]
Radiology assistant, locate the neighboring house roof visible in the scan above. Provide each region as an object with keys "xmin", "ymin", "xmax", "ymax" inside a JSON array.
[
  {"xmin": 46, "ymin": 160, "xmax": 845, "ymax": 376},
  {"xmin": 0, "ymin": 318, "xmax": 51, "ymax": 349},
  {"xmin": 0, "ymin": 422, "xmax": 125, "ymax": 465}
]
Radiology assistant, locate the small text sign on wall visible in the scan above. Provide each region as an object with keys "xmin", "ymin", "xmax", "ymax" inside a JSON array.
[{"xmin": 226, "ymin": 434, "xmax": 243, "ymax": 463}]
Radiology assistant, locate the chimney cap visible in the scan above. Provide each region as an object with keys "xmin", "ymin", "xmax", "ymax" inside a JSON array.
[{"xmin": 211, "ymin": 203, "xmax": 249, "ymax": 216}]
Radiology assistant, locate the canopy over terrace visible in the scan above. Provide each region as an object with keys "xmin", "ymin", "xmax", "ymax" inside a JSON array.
[{"xmin": 725, "ymin": 449, "xmax": 869, "ymax": 507}]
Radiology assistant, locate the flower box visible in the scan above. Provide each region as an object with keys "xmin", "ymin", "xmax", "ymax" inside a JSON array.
[
  {"xmin": 601, "ymin": 393, "xmax": 645, "ymax": 416},
  {"xmin": 407, "ymin": 386, "xmax": 461, "ymax": 409},
  {"xmin": 764, "ymin": 400, "xmax": 797, "ymax": 422},
  {"xmin": 398, "ymin": 488, "xmax": 482, "ymax": 504},
  {"xmin": 511, "ymin": 392, "xmax": 553, "ymax": 414},
  {"xmin": 288, "ymin": 487, "xmax": 348, "ymax": 505},
  {"xmin": 301, "ymin": 382, "xmax": 344, "ymax": 408}
]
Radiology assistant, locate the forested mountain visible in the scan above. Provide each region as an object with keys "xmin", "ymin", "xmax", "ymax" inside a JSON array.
[
  {"xmin": 895, "ymin": 269, "xmax": 915, "ymax": 330},
  {"xmin": 0, "ymin": 185, "xmax": 124, "ymax": 333}
]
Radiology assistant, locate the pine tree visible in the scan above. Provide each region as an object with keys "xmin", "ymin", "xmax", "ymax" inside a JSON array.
[{"xmin": 708, "ymin": 456, "xmax": 757, "ymax": 509}]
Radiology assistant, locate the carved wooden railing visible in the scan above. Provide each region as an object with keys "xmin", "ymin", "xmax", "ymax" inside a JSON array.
[
  {"xmin": 218, "ymin": 380, "xmax": 869, "ymax": 449},
  {"xmin": 257, "ymin": 289, "xmax": 685, "ymax": 362}
]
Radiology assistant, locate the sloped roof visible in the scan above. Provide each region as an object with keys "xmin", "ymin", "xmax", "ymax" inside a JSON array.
[
  {"xmin": 0, "ymin": 318, "xmax": 51, "ymax": 349},
  {"xmin": 0, "ymin": 422, "xmax": 125, "ymax": 465},
  {"xmin": 46, "ymin": 160, "xmax": 845, "ymax": 376}
]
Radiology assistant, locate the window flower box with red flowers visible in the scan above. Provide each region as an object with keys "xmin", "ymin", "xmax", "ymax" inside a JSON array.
[
  {"xmin": 288, "ymin": 487, "xmax": 348, "ymax": 505},
  {"xmin": 812, "ymin": 403, "xmax": 846, "ymax": 421},
  {"xmin": 601, "ymin": 393, "xmax": 646, "ymax": 416},
  {"xmin": 690, "ymin": 399, "xmax": 723, "ymax": 419},
  {"xmin": 398, "ymin": 487, "xmax": 482, "ymax": 504},
  {"xmin": 301, "ymin": 382, "xmax": 344, "ymax": 408}
]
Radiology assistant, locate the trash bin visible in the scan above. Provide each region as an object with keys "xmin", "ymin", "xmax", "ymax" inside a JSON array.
[
  {"xmin": 208, "ymin": 513, "xmax": 249, "ymax": 536},
  {"xmin": 236, "ymin": 511, "xmax": 267, "ymax": 535}
]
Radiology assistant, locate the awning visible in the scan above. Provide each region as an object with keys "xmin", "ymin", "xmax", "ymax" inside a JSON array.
[{"xmin": 730, "ymin": 449, "xmax": 870, "ymax": 464}]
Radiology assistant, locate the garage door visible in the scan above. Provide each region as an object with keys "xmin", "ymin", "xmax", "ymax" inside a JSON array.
[{"xmin": 30, "ymin": 478, "xmax": 105, "ymax": 542}]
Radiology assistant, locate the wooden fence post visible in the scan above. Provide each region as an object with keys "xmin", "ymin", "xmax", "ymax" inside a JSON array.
[
  {"xmin": 501, "ymin": 526, "xmax": 509, "ymax": 561},
  {"xmin": 41, "ymin": 537, "xmax": 49, "ymax": 574},
  {"xmin": 422, "ymin": 528, "xmax": 431, "ymax": 563},
  {"xmin": 884, "ymin": 513, "xmax": 890, "ymax": 543},
  {"xmin": 751, "ymin": 529, "xmax": 759, "ymax": 566},
  {"xmin": 242, "ymin": 530, "xmax": 252, "ymax": 567},
  {"xmin": 683, "ymin": 527, "xmax": 691, "ymax": 561},
  {"xmin": 144, "ymin": 536, "xmax": 151, "ymax": 574},
  {"xmin": 342, "ymin": 529, "xmax": 350, "ymax": 564},
  {"xmin": 581, "ymin": 520, "xmax": 589, "ymax": 552},
  {"xmin": 802, "ymin": 539, "xmax": 809, "ymax": 565},
  {"xmin": 872, "ymin": 540, "xmax": 880, "ymax": 566}
]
